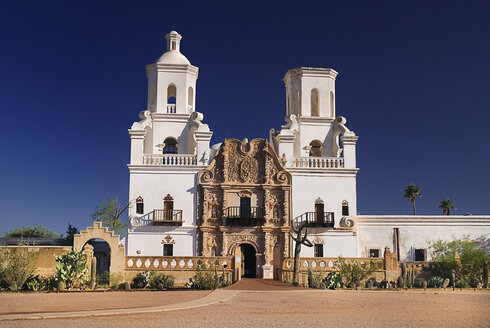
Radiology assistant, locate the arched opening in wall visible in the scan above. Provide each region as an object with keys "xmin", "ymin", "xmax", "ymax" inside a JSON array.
[
  {"xmin": 342, "ymin": 200, "xmax": 349, "ymax": 216},
  {"xmin": 83, "ymin": 239, "xmax": 111, "ymax": 282},
  {"xmin": 167, "ymin": 84, "xmax": 177, "ymax": 113},
  {"xmin": 330, "ymin": 91, "xmax": 335, "ymax": 118},
  {"xmin": 188, "ymin": 87, "xmax": 194, "ymax": 112},
  {"xmin": 163, "ymin": 137, "xmax": 178, "ymax": 154},
  {"xmin": 311, "ymin": 88, "xmax": 319, "ymax": 117},
  {"xmin": 309, "ymin": 140, "xmax": 323, "ymax": 157},
  {"xmin": 240, "ymin": 243, "xmax": 256, "ymax": 278},
  {"xmin": 136, "ymin": 196, "xmax": 144, "ymax": 214},
  {"xmin": 163, "ymin": 194, "xmax": 174, "ymax": 220}
]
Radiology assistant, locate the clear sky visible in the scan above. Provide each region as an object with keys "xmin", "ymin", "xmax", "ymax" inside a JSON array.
[{"xmin": 1, "ymin": 0, "xmax": 489, "ymax": 236}]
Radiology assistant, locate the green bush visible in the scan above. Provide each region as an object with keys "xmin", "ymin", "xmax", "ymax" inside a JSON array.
[
  {"xmin": 428, "ymin": 276, "xmax": 444, "ymax": 288},
  {"xmin": 0, "ymin": 246, "xmax": 38, "ymax": 291},
  {"xmin": 190, "ymin": 266, "xmax": 220, "ymax": 290},
  {"xmin": 337, "ymin": 257, "xmax": 375, "ymax": 288},
  {"xmin": 149, "ymin": 272, "xmax": 175, "ymax": 290},
  {"xmin": 55, "ymin": 249, "xmax": 89, "ymax": 289},
  {"xmin": 110, "ymin": 272, "xmax": 123, "ymax": 289},
  {"xmin": 413, "ymin": 277, "xmax": 426, "ymax": 288},
  {"xmin": 322, "ymin": 272, "xmax": 343, "ymax": 290},
  {"xmin": 430, "ymin": 238, "xmax": 489, "ymax": 288},
  {"xmin": 455, "ymin": 279, "xmax": 469, "ymax": 288},
  {"xmin": 25, "ymin": 275, "xmax": 55, "ymax": 291},
  {"xmin": 396, "ymin": 276, "xmax": 404, "ymax": 288},
  {"xmin": 97, "ymin": 271, "xmax": 110, "ymax": 285},
  {"xmin": 131, "ymin": 272, "xmax": 150, "ymax": 289},
  {"xmin": 307, "ymin": 268, "xmax": 325, "ymax": 289}
]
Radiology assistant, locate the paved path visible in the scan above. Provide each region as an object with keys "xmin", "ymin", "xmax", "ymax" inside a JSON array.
[
  {"xmin": 0, "ymin": 289, "xmax": 238, "ymax": 321},
  {"xmin": 226, "ymin": 278, "xmax": 308, "ymax": 290}
]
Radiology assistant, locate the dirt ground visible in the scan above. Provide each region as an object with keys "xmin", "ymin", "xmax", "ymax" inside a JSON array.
[
  {"xmin": 1, "ymin": 284, "xmax": 489, "ymax": 328},
  {"xmin": 0, "ymin": 290, "xmax": 211, "ymax": 314}
]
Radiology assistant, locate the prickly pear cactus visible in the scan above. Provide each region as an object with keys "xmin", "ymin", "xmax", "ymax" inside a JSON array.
[
  {"xmin": 442, "ymin": 278, "xmax": 450, "ymax": 289},
  {"xmin": 422, "ymin": 280, "xmax": 427, "ymax": 290},
  {"xmin": 90, "ymin": 257, "xmax": 97, "ymax": 290}
]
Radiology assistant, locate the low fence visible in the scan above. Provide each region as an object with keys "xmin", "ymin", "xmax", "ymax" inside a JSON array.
[{"xmin": 124, "ymin": 255, "xmax": 235, "ymax": 286}]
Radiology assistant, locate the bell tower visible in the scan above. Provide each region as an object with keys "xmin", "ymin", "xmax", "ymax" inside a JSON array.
[
  {"xmin": 283, "ymin": 67, "xmax": 338, "ymax": 118},
  {"xmin": 146, "ymin": 31, "xmax": 198, "ymax": 115}
]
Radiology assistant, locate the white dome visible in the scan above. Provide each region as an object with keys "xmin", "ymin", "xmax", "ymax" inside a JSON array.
[{"xmin": 158, "ymin": 50, "xmax": 191, "ymax": 65}]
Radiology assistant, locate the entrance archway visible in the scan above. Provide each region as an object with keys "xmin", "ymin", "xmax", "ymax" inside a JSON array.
[
  {"xmin": 241, "ymin": 243, "xmax": 256, "ymax": 278},
  {"xmin": 83, "ymin": 239, "xmax": 111, "ymax": 275}
]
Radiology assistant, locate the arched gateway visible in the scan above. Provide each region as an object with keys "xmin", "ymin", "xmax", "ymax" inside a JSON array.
[
  {"xmin": 73, "ymin": 221, "xmax": 125, "ymax": 274},
  {"xmin": 197, "ymin": 138, "xmax": 292, "ymax": 279}
]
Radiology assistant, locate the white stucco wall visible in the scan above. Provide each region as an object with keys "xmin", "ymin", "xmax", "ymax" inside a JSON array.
[
  {"xmin": 299, "ymin": 231, "xmax": 357, "ymax": 258},
  {"xmin": 291, "ymin": 172, "xmax": 357, "ymax": 225},
  {"xmin": 127, "ymin": 227, "xmax": 196, "ymax": 256},
  {"xmin": 357, "ymin": 216, "xmax": 490, "ymax": 261}
]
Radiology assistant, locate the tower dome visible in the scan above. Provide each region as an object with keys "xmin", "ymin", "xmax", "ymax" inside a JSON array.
[{"xmin": 157, "ymin": 31, "xmax": 191, "ymax": 65}]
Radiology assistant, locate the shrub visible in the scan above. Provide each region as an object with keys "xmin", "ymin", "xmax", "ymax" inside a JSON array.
[
  {"xmin": 455, "ymin": 279, "xmax": 469, "ymax": 288},
  {"xmin": 428, "ymin": 276, "xmax": 444, "ymax": 288},
  {"xmin": 97, "ymin": 271, "xmax": 110, "ymax": 286},
  {"xmin": 55, "ymin": 249, "xmax": 89, "ymax": 289},
  {"xmin": 322, "ymin": 272, "xmax": 343, "ymax": 290},
  {"xmin": 307, "ymin": 268, "xmax": 325, "ymax": 289},
  {"xmin": 0, "ymin": 246, "xmax": 38, "ymax": 291},
  {"xmin": 191, "ymin": 266, "xmax": 220, "ymax": 290},
  {"xmin": 337, "ymin": 257, "xmax": 376, "ymax": 288},
  {"xmin": 430, "ymin": 238, "xmax": 489, "ymax": 287},
  {"xmin": 149, "ymin": 272, "xmax": 175, "ymax": 290},
  {"xmin": 110, "ymin": 272, "xmax": 123, "ymax": 289},
  {"xmin": 396, "ymin": 276, "xmax": 404, "ymax": 288},
  {"xmin": 25, "ymin": 275, "xmax": 55, "ymax": 291},
  {"xmin": 131, "ymin": 272, "xmax": 150, "ymax": 289},
  {"xmin": 413, "ymin": 277, "xmax": 426, "ymax": 288},
  {"xmin": 118, "ymin": 282, "xmax": 130, "ymax": 290}
]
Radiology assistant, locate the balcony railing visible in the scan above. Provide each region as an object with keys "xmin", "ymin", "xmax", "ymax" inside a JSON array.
[
  {"xmin": 143, "ymin": 154, "xmax": 197, "ymax": 166},
  {"xmin": 153, "ymin": 209, "xmax": 183, "ymax": 225},
  {"xmin": 167, "ymin": 104, "xmax": 176, "ymax": 113},
  {"xmin": 291, "ymin": 157, "xmax": 344, "ymax": 169},
  {"xmin": 292, "ymin": 212, "xmax": 335, "ymax": 229},
  {"xmin": 224, "ymin": 206, "xmax": 265, "ymax": 226}
]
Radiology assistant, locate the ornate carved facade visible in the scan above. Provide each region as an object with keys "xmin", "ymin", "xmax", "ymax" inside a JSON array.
[{"xmin": 197, "ymin": 138, "xmax": 292, "ymax": 277}]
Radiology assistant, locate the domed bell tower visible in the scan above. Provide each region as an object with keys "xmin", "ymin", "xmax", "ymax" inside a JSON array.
[{"xmin": 146, "ymin": 31, "xmax": 198, "ymax": 115}]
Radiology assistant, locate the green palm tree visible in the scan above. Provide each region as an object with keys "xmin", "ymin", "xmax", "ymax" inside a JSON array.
[
  {"xmin": 404, "ymin": 184, "xmax": 421, "ymax": 215},
  {"xmin": 439, "ymin": 198, "xmax": 456, "ymax": 215}
]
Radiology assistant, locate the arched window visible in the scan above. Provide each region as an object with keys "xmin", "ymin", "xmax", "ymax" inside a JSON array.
[
  {"xmin": 136, "ymin": 196, "xmax": 144, "ymax": 214},
  {"xmin": 311, "ymin": 89, "xmax": 319, "ymax": 117},
  {"xmin": 342, "ymin": 200, "xmax": 349, "ymax": 216},
  {"xmin": 167, "ymin": 84, "xmax": 176, "ymax": 113},
  {"xmin": 163, "ymin": 137, "xmax": 178, "ymax": 154},
  {"xmin": 309, "ymin": 140, "xmax": 322, "ymax": 157},
  {"xmin": 188, "ymin": 86, "xmax": 194, "ymax": 110},
  {"xmin": 330, "ymin": 91, "xmax": 335, "ymax": 117}
]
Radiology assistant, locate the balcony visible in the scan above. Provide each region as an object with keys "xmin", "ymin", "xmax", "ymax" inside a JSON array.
[
  {"xmin": 224, "ymin": 206, "xmax": 265, "ymax": 227},
  {"xmin": 292, "ymin": 212, "xmax": 335, "ymax": 229},
  {"xmin": 143, "ymin": 154, "xmax": 197, "ymax": 166},
  {"xmin": 291, "ymin": 157, "xmax": 344, "ymax": 169},
  {"xmin": 153, "ymin": 209, "xmax": 183, "ymax": 225}
]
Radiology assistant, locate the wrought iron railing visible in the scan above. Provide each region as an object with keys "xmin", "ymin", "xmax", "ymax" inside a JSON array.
[
  {"xmin": 292, "ymin": 212, "xmax": 335, "ymax": 229},
  {"xmin": 224, "ymin": 206, "xmax": 265, "ymax": 226},
  {"xmin": 153, "ymin": 209, "xmax": 183, "ymax": 224}
]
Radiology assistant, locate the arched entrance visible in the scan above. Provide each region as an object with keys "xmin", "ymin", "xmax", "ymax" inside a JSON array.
[
  {"xmin": 83, "ymin": 239, "xmax": 111, "ymax": 275},
  {"xmin": 241, "ymin": 243, "xmax": 256, "ymax": 278},
  {"xmin": 73, "ymin": 221, "xmax": 125, "ymax": 274}
]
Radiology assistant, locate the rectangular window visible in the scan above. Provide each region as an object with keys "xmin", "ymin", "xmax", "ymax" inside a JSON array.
[
  {"xmin": 136, "ymin": 202, "xmax": 144, "ymax": 214},
  {"xmin": 314, "ymin": 244, "xmax": 323, "ymax": 257},
  {"xmin": 342, "ymin": 205, "xmax": 349, "ymax": 216},
  {"xmin": 414, "ymin": 249, "xmax": 426, "ymax": 262},
  {"xmin": 163, "ymin": 244, "xmax": 173, "ymax": 256},
  {"xmin": 369, "ymin": 249, "xmax": 380, "ymax": 258}
]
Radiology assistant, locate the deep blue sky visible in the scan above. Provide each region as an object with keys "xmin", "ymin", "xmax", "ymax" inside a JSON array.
[{"xmin": 1, "ymin": 1, "xmax": 489, "ymax": 236}]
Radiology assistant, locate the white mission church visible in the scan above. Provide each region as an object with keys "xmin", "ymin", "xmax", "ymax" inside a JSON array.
[{"xmin": 125, "ymin": 31, "xmax": 489, "ymax": 279}]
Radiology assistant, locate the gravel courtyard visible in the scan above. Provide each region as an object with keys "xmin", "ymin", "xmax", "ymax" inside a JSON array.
[{"xmin": 0, "ymin": 286, "xmax": 489, "ymax": 328}]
